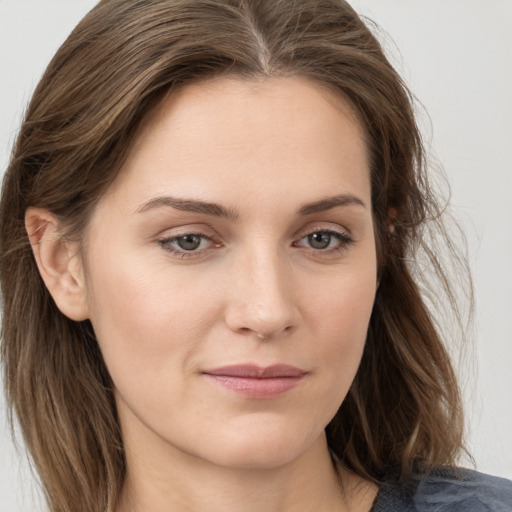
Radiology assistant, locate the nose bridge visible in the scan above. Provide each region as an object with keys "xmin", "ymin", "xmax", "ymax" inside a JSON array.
[{"xmin": 226, "ymin": 240, "xmax": 298, "ymax": 338}]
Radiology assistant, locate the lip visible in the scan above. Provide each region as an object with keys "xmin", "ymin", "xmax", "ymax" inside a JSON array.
[{"xmin": 202, "ymin": 364, "xmax": 307, "ymax": 399}]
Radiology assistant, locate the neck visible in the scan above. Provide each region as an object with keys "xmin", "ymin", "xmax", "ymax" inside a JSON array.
[{"xmin": 117, "ymin": 433, "xmax": 376, "ymax": 512}]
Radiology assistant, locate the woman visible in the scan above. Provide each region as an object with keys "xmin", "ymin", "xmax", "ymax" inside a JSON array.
[{"xmin": 1, "ymin": 1, "xmax": 511, "ymax": 511}]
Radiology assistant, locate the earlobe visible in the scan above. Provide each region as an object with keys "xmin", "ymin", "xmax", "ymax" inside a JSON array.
[{"xmin": 25, "ymin": 208, "xmax": 90, "ymax": 321}]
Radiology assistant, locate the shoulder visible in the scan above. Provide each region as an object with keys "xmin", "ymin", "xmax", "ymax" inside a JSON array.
[{"xmin": 372, "ymin": 467, "xmax": 512, "ymax": 512}]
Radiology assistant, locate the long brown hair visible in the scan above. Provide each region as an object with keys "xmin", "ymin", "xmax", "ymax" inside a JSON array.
[{"xmin": 1, "ymin": 1, "xmax": 469, "ymax": 510}]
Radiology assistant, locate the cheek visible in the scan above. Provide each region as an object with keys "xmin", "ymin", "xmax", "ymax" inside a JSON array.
[
  {"xmin": 308, "ymin": 261, "xmax": 376, "ymax": 384},
  {"xmin": 292, "ymin": 276, "xmax": 375, "ymax": 441},
  {"xmin": 86, "ymin": 272, "xmax": 220, "ymax": 433},
  {"xmin": 84, "ymin": 251, "xmax": 223, "ymax": 393},
  {"xmin": 314, "ymin": 258, "xmax": 376, "ymax": 338}
]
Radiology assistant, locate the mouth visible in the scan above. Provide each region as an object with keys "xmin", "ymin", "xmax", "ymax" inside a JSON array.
[{"xmin": 202, "ymin": 364, "xmax": 307, "ymax": 399}]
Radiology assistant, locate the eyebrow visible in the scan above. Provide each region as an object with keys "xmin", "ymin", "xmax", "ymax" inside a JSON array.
[
  {"xmin": 297, "ymin": 194, "xmax": 367, "ymax": 215},
  {"xmin": 136, "ymin": 196, "xmax": 239, "ymax": 220},
  {"xmin": 136, "ymin": 193, "xmax": 366, "ymax": 219}
]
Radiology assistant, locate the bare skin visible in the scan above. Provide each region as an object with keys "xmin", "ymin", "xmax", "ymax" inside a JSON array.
[{"xmin": 27, "ymin": 76, "xmax": 379, "ymax": 512}]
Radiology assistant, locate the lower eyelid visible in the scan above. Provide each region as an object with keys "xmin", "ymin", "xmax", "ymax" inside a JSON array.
[
  {"xmin": 295, "ymin": 232, "xmax": 355, "ymax": 255},
  {"xmin": 157, "ymin": 232, "xmax": 225, "ymax": 258}
]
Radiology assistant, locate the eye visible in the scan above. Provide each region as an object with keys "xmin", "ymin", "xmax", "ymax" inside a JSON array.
[
  {"xmin": 307, "ymin": 232, "xmax": 335, "ymax": 250},
  {"xmin": 295, "ymin": 229, "xmax": 353, "ymax": 251},
  {"xmin": 158, "ymin": 233, "xmax": 215, "ymax": 256},
  {"xmin": 174, "ymin": 234, "xmax": 205, "ymax": 251}
]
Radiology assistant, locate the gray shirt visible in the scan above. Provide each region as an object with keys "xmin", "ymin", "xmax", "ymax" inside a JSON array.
[{"xmin": 370, "ymin": 467, "xmax": 512, "ymax": 511}]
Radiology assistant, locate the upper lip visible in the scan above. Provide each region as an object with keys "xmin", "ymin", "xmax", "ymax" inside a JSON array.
[{"xmin": 203, "ymin": 364, "xmax": 307, "ymax": 378}]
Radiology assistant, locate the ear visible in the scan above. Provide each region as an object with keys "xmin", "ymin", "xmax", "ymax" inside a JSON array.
[{"xmin": 25, "ymin": 208, "xmax": 90, "ymax": 321}]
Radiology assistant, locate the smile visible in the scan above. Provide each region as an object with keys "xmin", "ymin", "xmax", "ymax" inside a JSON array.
[{"xmin": 202, "ymin": 364, "xmax": 307, "ymax": 399}]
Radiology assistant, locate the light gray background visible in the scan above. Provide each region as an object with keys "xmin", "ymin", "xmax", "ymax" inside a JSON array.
[{"xmin": 1, "ymin": 1, "xmax": 511, "ymax": 510}]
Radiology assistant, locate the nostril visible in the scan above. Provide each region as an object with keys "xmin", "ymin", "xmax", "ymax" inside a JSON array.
[
  {"xmin": 224, "ymin": 280, "xmax": 299, "ymax": 339},
  {"xmin": 255, "ymin": 324, "xmax": 295, "ymax": 340}
]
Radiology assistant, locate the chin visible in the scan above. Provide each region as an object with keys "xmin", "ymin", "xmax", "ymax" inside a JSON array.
[{"xmin": 195, "ymin": 423, "xmax": 324, "ymax": 471}]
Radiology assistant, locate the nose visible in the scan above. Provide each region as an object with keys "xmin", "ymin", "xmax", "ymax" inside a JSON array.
[{"xmin": 224, "ymin": 249, "xmax": 299, "ymax": 340}]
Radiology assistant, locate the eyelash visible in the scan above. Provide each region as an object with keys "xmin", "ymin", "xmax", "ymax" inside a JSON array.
[
  {"xmin": 293, "ymin": 228, "xmax": 354, "ymax": 253},
  {"xmin": 157, "ymin": 228, "xmax": 354, "ymax": 259},
  {"xmin": 157, "ymin": 232, "xmax": 218, "ymax": 259}
]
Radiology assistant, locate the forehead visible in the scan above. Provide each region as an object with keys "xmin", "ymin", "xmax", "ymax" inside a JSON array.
[
  {"xmin": 99, "ymin": 76, "xmax": 371, "ymax": 213},
  {"xmin": 136, "ymin": 75, "xmax": 367, "ymax": 160}
]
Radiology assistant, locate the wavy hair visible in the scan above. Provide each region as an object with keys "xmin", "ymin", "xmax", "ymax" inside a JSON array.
[{"xmin": 1, "ymin": 1, "xmax": 469, "ymax": 510}]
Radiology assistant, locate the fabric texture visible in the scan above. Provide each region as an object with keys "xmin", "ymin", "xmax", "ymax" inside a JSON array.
[{"xmin": 370, "ymin": 467, "xmax": 512, "ymax": 511}]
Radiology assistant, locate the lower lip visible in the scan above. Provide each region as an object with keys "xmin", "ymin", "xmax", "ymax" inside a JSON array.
[{"xmin": 204, "ymin": 375, "xmax": 304, "ymax": 399}]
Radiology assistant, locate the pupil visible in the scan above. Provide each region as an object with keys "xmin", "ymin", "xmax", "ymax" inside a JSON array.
[
  {"xmin": 309, "ymin": 232, "xmax": 331, "ymax": 249},
  {"xmin": 177, "ymin": 234, "xmax": 201, "ymax": 251}
]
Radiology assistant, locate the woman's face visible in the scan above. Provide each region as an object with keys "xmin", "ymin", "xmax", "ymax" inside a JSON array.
[{"xmin": 83, "ymin": 76, "xmax": 377, "ymax": 470}]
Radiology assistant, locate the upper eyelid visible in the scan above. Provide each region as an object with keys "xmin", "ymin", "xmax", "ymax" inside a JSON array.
[
  {"xmin": 294, "ymin": 223, "xmax": 353, "ymax": 240},
  {"xmin": 156, "ymin": 224, "xmax": 217, "ymax": 239},
  {"xmin": 294, "ymin": 229, "xmax": 353, "ymax": 247},
  {"xmin": 155, "ymin": 218, "xmax": 355, "ymax": 241},
  {"xmin": 157, "ymin": 224, "xmax": 352, "ymax": 240},
  {"xmin": 163, "ymin": 231, "xmax": 213, "ymax": 239}
]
